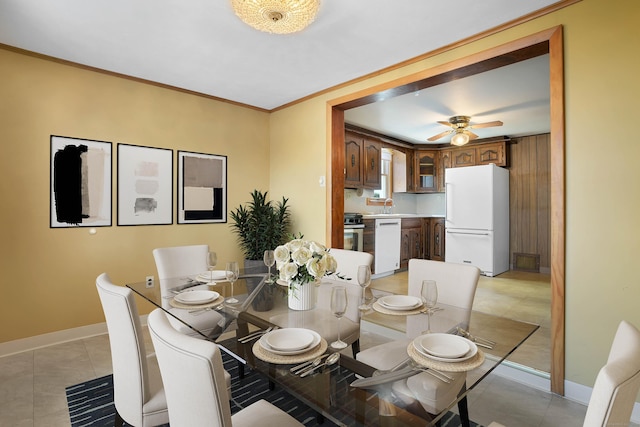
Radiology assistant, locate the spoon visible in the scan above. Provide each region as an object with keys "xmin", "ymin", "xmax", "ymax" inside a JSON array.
[
  {"xmin": 300, "ymin": 353, "xmax": 340, "ymax": 377},
  {"xmin": 290, "ymin": 354, "xmax": 328, "ymax": 374}
]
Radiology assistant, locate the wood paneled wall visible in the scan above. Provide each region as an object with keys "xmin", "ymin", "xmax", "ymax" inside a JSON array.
[{"xmin": 509, "ymin": 134, "xmax": 551, "ymax": 271}]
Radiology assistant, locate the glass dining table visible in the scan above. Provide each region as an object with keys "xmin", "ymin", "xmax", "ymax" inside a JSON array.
[{"xmin": 127, "ymin": 272, "xmax": 539, "ymax": 426}]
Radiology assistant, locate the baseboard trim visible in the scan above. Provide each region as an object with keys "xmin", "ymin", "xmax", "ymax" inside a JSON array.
[{"xmin": 0, "ymin": 315, "xmax": 149, "ymax": 358}]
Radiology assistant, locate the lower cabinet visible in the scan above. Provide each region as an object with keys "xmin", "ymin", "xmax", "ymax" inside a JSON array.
[
  {"xmin": 429, "ymin": 218, "xmax": 445, "ymax": 261},
  {"xmin": 400, "ymin": 218, "xmax": 422, "ymax": 269}
]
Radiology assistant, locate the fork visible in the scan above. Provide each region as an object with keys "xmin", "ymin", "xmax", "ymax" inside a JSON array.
[{"xmin": 456, "ymin": 327, "xmax": 496, "ymax": 348}]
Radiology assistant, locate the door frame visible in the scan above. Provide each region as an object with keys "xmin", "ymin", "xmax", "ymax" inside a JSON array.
[{"xmin": 327, "ymin": 26, "xmax": 565, "ymax": 394}]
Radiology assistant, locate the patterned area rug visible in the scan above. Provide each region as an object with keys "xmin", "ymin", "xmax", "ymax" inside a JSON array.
[{"xmin": 66, "ymin": 351, "xmax": 481, "ymax": 426}]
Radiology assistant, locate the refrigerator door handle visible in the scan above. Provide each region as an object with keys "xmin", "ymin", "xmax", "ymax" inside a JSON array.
[{"xmin": 446, "ymin": 230, "xmax": 490, "ymax": 236}]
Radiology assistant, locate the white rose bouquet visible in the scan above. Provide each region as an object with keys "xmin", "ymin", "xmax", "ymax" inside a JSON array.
[{"xmin": 274, "ymin": 238, "xmax": 338, "ymax": 288}]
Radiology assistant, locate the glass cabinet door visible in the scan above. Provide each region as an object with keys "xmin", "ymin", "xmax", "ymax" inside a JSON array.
[{"xmin": 414, "ymin": 150, "xmax": 437, "ymax": 192}]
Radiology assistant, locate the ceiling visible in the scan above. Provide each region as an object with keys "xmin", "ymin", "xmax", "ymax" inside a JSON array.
[
  {"xmin": 0, "ymin": 0, "xmax": 561, "ymax": 115},
  {"xmin": 345, "ymin": 54, "xmax": 551, "ymax": 145}
]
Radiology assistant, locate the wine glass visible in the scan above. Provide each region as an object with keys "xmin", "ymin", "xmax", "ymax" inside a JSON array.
[
  {"xmin": 356, "ymin": 265, "xmax": 372, "ymax": 310},
  {"xmin": 421, "ymin": 280, "xmax": 438, "ymax": 333},
  {"xmin": 225, "ymin": 261, "xmax": 239, "ymax": 304},
  {"xmin": 330, "ymin": 286, "xmax": 348, "ymax": 349},
  {"xmin": 263, "ymin": 250, "xmax": 275, "ymax": 283},
  {"xmin": 207, "ymin": 251, "xmax": 217, "ymax": 282}
]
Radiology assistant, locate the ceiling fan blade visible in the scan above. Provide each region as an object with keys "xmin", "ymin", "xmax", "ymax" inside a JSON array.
[
  {"xmin": 437, "ymin": 120, "xmax": 455, "ymax": 128},
  {"xmin": 427, "ymin": 129, "xmax": 453, "ymax": 142},
  {"xmin": 469, "ymin": 120, "xmax": 503, "ymax": 129},
  {"xmin": 467, "ymin": 131, "xmax": 479, "ymax": 140}
]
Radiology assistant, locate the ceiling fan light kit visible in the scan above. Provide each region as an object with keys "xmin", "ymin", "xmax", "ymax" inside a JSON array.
[
  {"xmin": 231, "ymin": 0, "xmax": 320, "ymax": 34},
  {"xmin": 451, "ymin": 131, "xmax": 470, "ymax": 146}
]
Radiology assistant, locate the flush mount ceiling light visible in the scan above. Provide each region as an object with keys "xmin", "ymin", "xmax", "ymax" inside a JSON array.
[{"xmin": 231, "ymin": 0, "xmax": 320, "ymax": 34}]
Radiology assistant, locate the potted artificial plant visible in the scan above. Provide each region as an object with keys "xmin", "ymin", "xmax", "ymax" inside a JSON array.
[{"xmin": 229, "ymin": 190, "xmax": 292, "ymax": 310}]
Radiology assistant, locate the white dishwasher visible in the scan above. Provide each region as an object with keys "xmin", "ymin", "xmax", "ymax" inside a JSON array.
[{"xmin": 374, "ymin": 218, "xmax": 401, "ymax": 275}]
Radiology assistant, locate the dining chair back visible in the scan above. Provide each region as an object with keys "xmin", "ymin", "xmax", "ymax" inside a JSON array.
[
  {"xmin": 583, "ymin": 320, "xmax": 640, "ymax": 427},
  {"xmin": 147, "ymin": 309, "xmax": 303, "ymax": 427},
  {"xmin": 153, "ymin": 244, "xmax": 223, "ymax": 338},
  {"xmin": 356, "ymin": 259, "xmax": 480, "ymax": 423},
  {"xmin": 327, "ymin": 248, "xmax": 374, "ymax": 283},
  {"xmin": 96, "ymin": 273, "xmax": 168, "ymax": 427}
]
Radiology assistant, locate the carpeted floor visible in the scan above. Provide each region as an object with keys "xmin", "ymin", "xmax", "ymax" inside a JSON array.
[{"xmin": 66, "ymin": 351, "xmax": 480, "ymax": 426}]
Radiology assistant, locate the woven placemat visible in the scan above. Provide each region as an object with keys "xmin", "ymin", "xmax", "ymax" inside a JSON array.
[
  {"xmin": 252, "ymin": 339, "xmax": 328, "ymax": 365},
  {"xmin": 169, "ymin": 295, "xmax": 225, "ymax": 310},
  {"xmin": 407, "ymin": 343, "xmax": 485, "ymax": 372},
  {"xmin": 372, "ymin": 301, "xmax": 425, "ymax": 316}
]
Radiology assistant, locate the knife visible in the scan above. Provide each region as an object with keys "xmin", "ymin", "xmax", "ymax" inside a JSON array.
[{"xmin": 350, "ymin": 367, "xmax": 418, "ymax": 388}]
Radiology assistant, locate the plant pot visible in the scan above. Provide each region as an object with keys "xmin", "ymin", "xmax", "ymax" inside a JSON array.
[
  {"xmin": 287, "ymin": 280, "xmax": 317, "ymax": 311},
  {"xmin": 244, "ymin": 259, "xmax": 275, "ymax": 311}
]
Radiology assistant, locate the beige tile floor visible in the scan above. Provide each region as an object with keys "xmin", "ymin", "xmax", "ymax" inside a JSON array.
[{"xmin": 0, "ymin": 272, "xmax": 631, "ymax": 427}]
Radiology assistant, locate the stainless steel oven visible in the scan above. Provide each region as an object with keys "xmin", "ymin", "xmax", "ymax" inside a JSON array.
[
  {"xmin": 344, "ymin": 213, "xmax": 364, "ymax": 251},
  {"xmin": 344, "ymin": 225, "xmax": 364, "ymax": 251}
]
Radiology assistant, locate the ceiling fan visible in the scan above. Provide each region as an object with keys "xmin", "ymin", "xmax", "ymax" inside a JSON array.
[{"xmin": 427, "ymin": 115, "xmax": 503, "ymax": 146}]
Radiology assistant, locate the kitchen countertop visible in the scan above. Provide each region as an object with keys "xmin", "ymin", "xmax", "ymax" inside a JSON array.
[{"xmin": 361, "ymin": 213, "xmax": 445, "ymax": 219}]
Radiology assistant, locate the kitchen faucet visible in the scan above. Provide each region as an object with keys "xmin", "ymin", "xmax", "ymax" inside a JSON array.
[{"xmin": 383, "ymin": 198, "xmax": 394, "ymax": 214}]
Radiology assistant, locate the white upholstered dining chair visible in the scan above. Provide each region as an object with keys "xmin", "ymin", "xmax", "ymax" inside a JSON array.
[
  {"xmin": 96, "ymin": 273, "xmax": 169, "ymax": 427},
  {"xmin": 153, "ymin": 244, "xmax": 225, "ymax": 338},
  {"xmin": 583, "ymin": 320, "xmax": 640, "ymax": 427},
  {"xmin": 147, "ymin": 308, "xmax": 304, "ymax": 427},
  {"xmin": 356, "ymin": 259, "xmax": 480, "ymax": 426},
  {"xmin": 269, "ymin": 248, "xmax": 373, "ymax": 356}
]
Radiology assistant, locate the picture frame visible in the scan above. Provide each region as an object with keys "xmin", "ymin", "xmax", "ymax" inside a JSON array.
[
  {"xmin": 50, "ymin": 135, "xmax": 112, "ymax": 228},
  {"xmin": 177, "ymin": 150, "xmax": 227, "ymax": 224},
  {"xmin": 117, "ymin": 143, "xmax": 173, "ymax": 226}
]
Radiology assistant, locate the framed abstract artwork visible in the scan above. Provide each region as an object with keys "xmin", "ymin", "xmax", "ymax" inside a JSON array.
[
  {"xmin": 50, "ymin": 135, "xmax": 112, "ymax": 228},
  {"xmin": 177, "ymin": 151, "xmax": 227, "ymax": 224},
  {"xmin": 117, "ymin": 144, "xmax": 173, "ymax": 226}
]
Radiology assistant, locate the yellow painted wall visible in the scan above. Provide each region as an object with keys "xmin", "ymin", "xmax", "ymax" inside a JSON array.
[
  {"xmin": 269, "ymin": 0, "xmax": 640, "ymax": 388},
  {"xmin": 2, "ymin": 0, "xmax": 639, "ymax": 392},
  {"xmin": 0, "ymin": 48, "xmax": 271, "ymax": 342}
]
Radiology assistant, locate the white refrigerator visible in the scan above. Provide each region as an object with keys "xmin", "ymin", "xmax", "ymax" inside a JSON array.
[{"xmin": 444, "ymin": 164, "xmax": 509, "ymax": 277}]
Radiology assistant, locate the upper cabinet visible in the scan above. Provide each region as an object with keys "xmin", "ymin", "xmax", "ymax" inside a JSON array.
[
  {"xmin": 363, "ymin": 139, "xmax": 382, "ymax": 189},
  {"xmin": 413, "ymin": 150, "xmax": 438, "ymax": 193},
  {"xmin": 452, "ymin": 142, "xmax": 508, "ymax": 168},
  {"xmin": 344, "ymin": 131, "xmax": 382, "ymax": 189}
]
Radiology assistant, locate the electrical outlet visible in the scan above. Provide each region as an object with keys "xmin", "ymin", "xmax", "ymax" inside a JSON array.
[{"xmin": 145, "ymin": 276, "xmax": 154, "ymax": 288}]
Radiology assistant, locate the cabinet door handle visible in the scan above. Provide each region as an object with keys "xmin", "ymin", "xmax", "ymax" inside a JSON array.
[
  {"xmin": 371, "ymin": 158, "xmax": 375, "ymax": 170},
  {"xmin": 351, "ymin": 154, "xmax": 355, "ymax": 167}
]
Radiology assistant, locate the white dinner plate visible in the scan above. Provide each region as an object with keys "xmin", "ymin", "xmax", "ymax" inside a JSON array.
[
  {"xmin": 174, "ymin": 290, "xmax": 220, "ymax": 305},
  {"xmin": 412, "ymin": 334, "xmax": 478, "ymax": 362},
  {"xmin": 195, "ymin": 270, "xmax": 230, "ymax": 282},
  {"xmin": 264, "ymin": 328, "xmax": 315, "ymax": 351},
  {"xmin": 378, "ymin": 295, "xmax": 423, "ymax": 310},
  {"xmin": 259, "ymin": 329, "xmax": 321, "ymax": 356}
]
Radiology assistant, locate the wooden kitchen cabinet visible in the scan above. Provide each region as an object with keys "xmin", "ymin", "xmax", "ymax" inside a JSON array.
[
  {"xmin": 451, "ymin": 141, "xmax": 508, "ymax": 168},
  {"xmin": 477, "ymin": 142, "xmax": 507, "ymax": 166},
  {"xmin": 429, "ymin": 217, "xmax": 446, "ymax": 261},
  {"xmin": 363, "ymin": 139, "xmax": 382, "ymax": 189},
  {"xmin": 452, "ymin": 147, "xmax": 476, "ymax": 168},
  {"xmin": 437, "ymin": 149, "xmax": 452, "ymax": 192},
  {"xmin": 400, "ymin": 218, "xmax": 423, "ymax": 269},
  {"xmin": 344, "ymin": 131, "xmax": 382, "ymax": 189},
  {"xmin": 413, "ymin": 150, "xmax": 438, "ymax": 193},
  {"xmin": 344, "ymin": 131, "xmax": 364, "ymax": 188}
]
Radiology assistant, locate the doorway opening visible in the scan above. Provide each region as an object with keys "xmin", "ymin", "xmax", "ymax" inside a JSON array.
[{"xmin": 328, "ymin": 26, "xmax": 565, "ymax": 394}]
